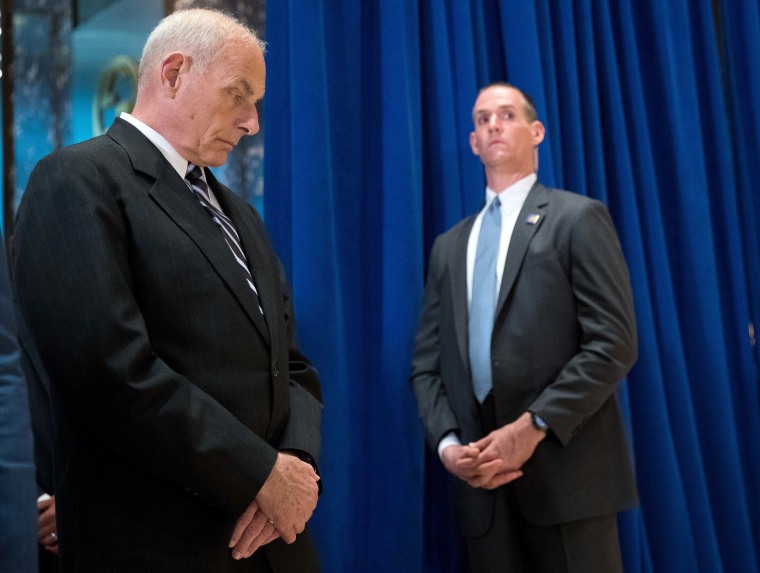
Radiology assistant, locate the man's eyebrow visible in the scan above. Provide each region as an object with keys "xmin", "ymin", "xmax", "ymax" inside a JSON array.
[
  {"xmin": 474, "ymin": 104, "xmax": 516, "ymax": 116},
  {"xmin": 231, "ymin": 79, "xmax": 254, "ymax": 96}
]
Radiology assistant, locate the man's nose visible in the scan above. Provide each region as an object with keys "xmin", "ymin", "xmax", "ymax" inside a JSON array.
[
  {"xmin": 488, "ymin": 114, "xmax": 501, "ymax": 131},
  {"xmin": 240, "ymin": 105, "xmax": 260, "ymax": 136}
]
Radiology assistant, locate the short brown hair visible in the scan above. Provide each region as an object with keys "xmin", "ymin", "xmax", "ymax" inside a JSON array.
[{"xmin": 476, "ymin": 82, "xmax": 538, "ymax": 122}]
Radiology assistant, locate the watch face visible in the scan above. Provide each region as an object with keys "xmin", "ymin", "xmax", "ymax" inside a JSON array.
[{"xmin": 531, "ymin": 412, "xmax": 548, "ymax": 432}]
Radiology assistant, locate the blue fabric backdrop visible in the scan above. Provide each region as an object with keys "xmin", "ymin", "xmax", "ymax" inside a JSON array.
[{"xmin": 264, "ymin": 1, "xmax": 760, "ymax": 571}]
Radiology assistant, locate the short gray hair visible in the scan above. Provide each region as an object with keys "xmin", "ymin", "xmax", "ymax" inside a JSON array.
[{"xmin": 138, "ymin": 8, "xmax": 265, "ymax": 87}]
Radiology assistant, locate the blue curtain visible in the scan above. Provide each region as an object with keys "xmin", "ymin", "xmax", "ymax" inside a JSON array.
[{"xmin": 264, "ymin": 1, "xmax": 760, "ymax": 571}]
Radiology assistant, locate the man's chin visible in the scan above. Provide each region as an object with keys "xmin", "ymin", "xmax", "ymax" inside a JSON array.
[{"xmin": 203, "ymin": 154, "xmax": 229, "ymax": 169}]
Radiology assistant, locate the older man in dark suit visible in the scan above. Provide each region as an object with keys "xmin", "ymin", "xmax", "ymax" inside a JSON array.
[
  {"xmin": 410, "ymin": 82, "xmax": 638, "ymax": 572},
  {"xmin": 14, "ymin": 9, "xmax": 322, "ymax": 572}
]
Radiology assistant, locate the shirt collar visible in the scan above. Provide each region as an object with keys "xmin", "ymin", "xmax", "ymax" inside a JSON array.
[
  {"xmin": 485, "ymin": 172, "xmax": 537, "ymax": 212},
  {"xmin": 119, "ymin": 112, "xmax": 194, "ymax": 180}
]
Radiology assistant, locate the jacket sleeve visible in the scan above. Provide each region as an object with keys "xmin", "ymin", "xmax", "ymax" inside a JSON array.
[
  {"xmin": 275, "ymin": 257, "xmax": 323, "ymax": 466},
  {"xmin": 409, "ymin": 236, "xmax": 461, "ymax": 451},
  {"xmin": 0, "ymin": 238, "xmax": 38, "ymax": 572},
  {"xmin": 529, "ymin": 199, "xmax": 637, "ymax": 446}
]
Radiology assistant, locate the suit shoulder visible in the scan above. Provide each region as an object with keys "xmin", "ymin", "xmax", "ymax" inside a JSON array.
[
  {"xmin": 33, "ymin": 135, "xmax": 122, "ymax": 175},
  {"xmin": 432, "ymin": 215, "xmax": 475, "ymax": 249},
  {"xmin": 543, "ymin": 187, "xmax": 609, "ymax": 220},
  {"xmin": 544, "ymin": 187, "xmax": 598, "ymax": 205},
  {"xmin": 47, "ymin": 134, "xmax": 117, "ymax": 158},
  {"xmin": 21, "ymin": 136, "xmax": 129, "ymax": 218}
]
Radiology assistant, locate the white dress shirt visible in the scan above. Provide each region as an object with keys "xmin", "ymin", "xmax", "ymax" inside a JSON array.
[{"xmin": 438, "ymin": 173, "xmax": 536, "ymax": 458}]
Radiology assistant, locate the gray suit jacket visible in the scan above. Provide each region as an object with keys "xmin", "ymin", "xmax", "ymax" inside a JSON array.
[
  {"xmin": 14, "ymin": 119, "xmax": 322, "ymax": 572},
  {"xmin": 411, "ymin": 182, "xmax": 638, "ymax": 537}
]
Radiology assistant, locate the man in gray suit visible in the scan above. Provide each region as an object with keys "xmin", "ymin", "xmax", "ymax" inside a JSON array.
[
  {"xmin": 410, "ymin": 82, "xmax": 638, "ymax": 572},
  {"xmin": 14, "ymin": 9, "xmax": 321, "ymax": 572}
]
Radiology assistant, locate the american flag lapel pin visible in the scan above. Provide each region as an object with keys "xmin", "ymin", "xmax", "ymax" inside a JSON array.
[{"xmin": 525, "ymin": 214, "xmax": 541, "ymax": 225}]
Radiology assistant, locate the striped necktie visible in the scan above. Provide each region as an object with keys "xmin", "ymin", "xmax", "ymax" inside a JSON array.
[
  {"xmin": 185, "ymin": 164, "xmax": 263, "ymax": 315},
  {"xmin": 469, "ymin": 196, "xmax": 501, "ymax": 402}
]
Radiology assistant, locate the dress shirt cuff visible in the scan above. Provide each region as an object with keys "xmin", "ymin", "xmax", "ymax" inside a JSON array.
[{"xmin": 437, "ymin": 432, "xmax": 462, "ymax": 460}]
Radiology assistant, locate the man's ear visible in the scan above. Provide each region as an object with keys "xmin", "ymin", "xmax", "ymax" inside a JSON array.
[
  {"xmin": 531, "ymin": 120, "xmax": 546, "ymax": 146},
  {"xmin": 160, "ymin": 52, "xmax": 187, "ymax": 97},
  {"xmin": 469, "ymin": 131, "xmax": 480, "ymax": 157}
]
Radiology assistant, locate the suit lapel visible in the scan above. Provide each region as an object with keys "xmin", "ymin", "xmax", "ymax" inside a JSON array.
[
  {"xmin": 210, "ymin": 179, "xmax": 288, "ymax": 424},
  {"xmin": 495, "ymin": 182, "xmax": 549, "ymax": 318},
  {"xmin": 107, "ymin": 119, "xmax": 270, "ymax": 345},
  {"xmin": 452, "ymin": 217, "xmax": 476, "ymax": 371},
  {"xmin": 207, "ymin": 171, "xmax": 275, "ymax": 346}
]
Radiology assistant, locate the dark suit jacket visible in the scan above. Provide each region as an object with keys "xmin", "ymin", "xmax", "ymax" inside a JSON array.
[
  {"xmin": 410, "ymin": 182, "xmax": 638, "ymax": 537},
  {"xmin": 14, "ymin": 306, "xmax": 55, "ymax": 497},
  {"xmin": 13, "ymin": 119, "xmax": 322, "ymax": 572},
  {"xmin": 0, "ymin": 240, "xmax": 38, "ymax": 573}
]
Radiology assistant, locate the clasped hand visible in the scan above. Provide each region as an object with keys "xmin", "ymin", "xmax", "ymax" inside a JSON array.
[
  {"xmin": 441, "ymin": 412, "xmax": 545, "ymax": 490},
  {"xmin": 229, "ymin": 452, "xmax": 319, "ymax": 560}
]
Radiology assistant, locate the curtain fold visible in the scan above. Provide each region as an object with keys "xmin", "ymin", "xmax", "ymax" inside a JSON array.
[
  {"xmin": 720, "ymin": 0, "xmax": 760, "ymax": 558},
  {"xmin": 265, "ymin": 1, "xmax": 760, "ymax": 571},
  {"xmin": 266, "ymin": 1, "xmax": 427, "ymax": 570}
]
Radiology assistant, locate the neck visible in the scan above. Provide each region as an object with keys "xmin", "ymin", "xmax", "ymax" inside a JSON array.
[
  {"xmin": 131, "ymin": 94, "xmax": 172, "ymax": 141},
  {"xmin": 485, "ymin": 168, "xmax": 534, "ymax": 194}
]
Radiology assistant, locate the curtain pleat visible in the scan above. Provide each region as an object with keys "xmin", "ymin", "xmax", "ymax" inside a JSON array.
[{"xmin": 721, "ymin": 0, "xmax": 760, "ymax": 559}]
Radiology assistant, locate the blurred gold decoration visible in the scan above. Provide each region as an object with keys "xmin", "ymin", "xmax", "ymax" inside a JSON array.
[{"xmin": 92, "ymin": 55, "xmax": 139, "ymax": 136}]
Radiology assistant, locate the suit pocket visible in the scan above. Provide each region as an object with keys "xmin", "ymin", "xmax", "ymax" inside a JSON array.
[{"xmin": 521, "ymin": 248, "xmax": 561, "ymax": 271}]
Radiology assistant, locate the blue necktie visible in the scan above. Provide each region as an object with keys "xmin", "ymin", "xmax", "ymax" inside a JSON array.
[
  {"xmin": 185, "ymin": 164, "xmax": 264, "ymax": 315},
  {"xmin": 469, "ymin": 196, "xmax": 501, "ymax": 403}
]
